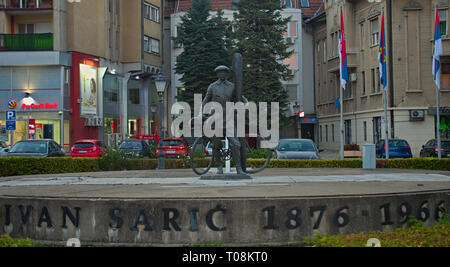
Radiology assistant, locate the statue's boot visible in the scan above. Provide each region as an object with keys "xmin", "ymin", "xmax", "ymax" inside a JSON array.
[
  {"xmin": 214, "ymin": 151, "xmax": 224, "ymax": 174},
  {"xmin": 232, "ymin": 149, "xmax": 246, "ymax": 175}
]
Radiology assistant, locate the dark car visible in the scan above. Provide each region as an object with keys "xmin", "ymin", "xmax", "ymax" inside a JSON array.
[
  {"xmin": 119, "ymin": 140, "xmax": 151, "ymax": 158},
  {"xmin": 0, "ymin": 141, "xmax": 9, "ymax": 157},
  {"xmin": 375, "ymin": 139, "xmax": 413, "ymax": 159},
  {"xmin": 7, "ymin": 140, "xmax": 66, "ymax": 158},
  {"xmin": 274, "ymin": 139, "xmax": 322, "ymax": 160},
  {"xmin": 420, "ymin": 139, "xmax": 450, "ymax": 158}
]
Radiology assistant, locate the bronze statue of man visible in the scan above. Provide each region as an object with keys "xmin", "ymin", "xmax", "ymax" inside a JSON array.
[{"xmin": 202, "ymin": 65, "xmax": 248, "ymax": 175}]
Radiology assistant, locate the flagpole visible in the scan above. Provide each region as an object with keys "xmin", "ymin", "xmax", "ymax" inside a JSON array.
[
  {"xmin": 340, "ymin": 85, "xmax": 344, "ymax": 160},
  {"xmin": 435, "ymin": 2, "xmax": 442, "ymax": 159},
  {"xmin": 339, "ymin": 6, "xmax": 346, "ymax": 161},
  {"xmin": 381, "ymin": 6, "xmax": 389, "ymax": 160}
]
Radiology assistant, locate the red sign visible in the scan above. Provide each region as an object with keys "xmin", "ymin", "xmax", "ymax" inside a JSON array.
[
  {"xmin": 22, "ymin": 103, "xmax": 58, "ymax": 109},
  {"xmin": 29, "ymin": 119, "xmax": 36, "ymax": 138}
]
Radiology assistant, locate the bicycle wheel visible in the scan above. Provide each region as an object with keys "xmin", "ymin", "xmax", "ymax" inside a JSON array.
[
  {"xmin": 190, "ymin": 136, "xmax": 214, "ymax": 176},
  {"xmin": 243, "ymin": 135, "xmax": 274, "ymax": 175}
]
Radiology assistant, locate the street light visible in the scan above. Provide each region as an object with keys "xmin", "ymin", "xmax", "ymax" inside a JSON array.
[{"xmin": 155, "ymin": 73, "xmax": 167, "ymax": 170}]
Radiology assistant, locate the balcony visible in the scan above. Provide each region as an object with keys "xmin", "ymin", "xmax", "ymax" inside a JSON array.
[
  {"xmin": 0, "ymin": 0, "xmax": 53, "ymax": 12},
  {"xmin": 0, "ymin": 33, "xmax": 53, "ymax": 51}
]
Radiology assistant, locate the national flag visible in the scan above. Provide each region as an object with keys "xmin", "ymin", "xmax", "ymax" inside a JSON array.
[
  {"xmin": 379, "ymin": 11, "xmax": 387, "ymax": 91},
  {"xmin": 339, "ymin": 8, "xmax": 349, "ymax": 90},
  {"xmin": 433, "ymin": 8, "xmax": 443, "ymax": 89}
]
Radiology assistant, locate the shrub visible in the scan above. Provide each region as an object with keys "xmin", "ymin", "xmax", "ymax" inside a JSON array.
[
  {"xmin": 0, "ymin": 235, "xmax": 34, "ymax": 247},
  {"xmin": 304, "ymin": 216, "xmax": 450, "ymax": 247}
]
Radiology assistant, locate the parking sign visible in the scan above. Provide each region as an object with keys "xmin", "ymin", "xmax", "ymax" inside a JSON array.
[
  {"xmin": 6, "ymin": 110, "xmax": 16, "ymax": 121},
  {"xmin": 5, "ymin": 111, "xmax": 16, "ymax": 131}
]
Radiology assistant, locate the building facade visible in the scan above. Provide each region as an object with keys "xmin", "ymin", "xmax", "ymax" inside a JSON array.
[
  {"xmin": 0, "ymin": 0, "xmax": 164, "ymax": 149},
  {"xmin": 309, "ymin": 0, "xmax": 450, "ymax": 157}
]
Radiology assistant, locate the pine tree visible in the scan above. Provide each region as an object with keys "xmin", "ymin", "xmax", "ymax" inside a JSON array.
[
  {"xmin": 173, "ymin": 0, "xmax": 230, "ymax": 109},
  {"xmin": 232, "ymin": 0, "xmax": 292, "ymax": 115}
]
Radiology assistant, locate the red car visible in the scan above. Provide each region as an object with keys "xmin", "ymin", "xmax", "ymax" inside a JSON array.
[
  {"xmin": 70, "ymin": 140, "xmax": 106, "ymax": 158},
  {"xmin": 156, "ymin": 138, "xmax": 190, "ymax": 158}
]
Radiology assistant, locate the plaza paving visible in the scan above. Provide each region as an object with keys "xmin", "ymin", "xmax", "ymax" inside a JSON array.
[{"xmin": 0, "ymin": 168, "xmax": 448, "ymax": 199}]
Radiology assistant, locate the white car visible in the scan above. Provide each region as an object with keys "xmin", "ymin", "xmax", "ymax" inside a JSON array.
[{"xmin": 205, "ymin": 140, "xmax": 227, "ymax": 157}]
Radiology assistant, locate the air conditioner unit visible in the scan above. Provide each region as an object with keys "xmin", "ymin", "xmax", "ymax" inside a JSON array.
[
  {"xmin": 410, "ymin": 109, "xmax": 425, "ymax": 121},
  {"xmin": 350, "ymin": 73, "xmax": 357, "ymax": 82},
  {"xmin": 285, "ymin": 37, "xmax": 295, "ymax": 45},
  {"xmin": 287, "ymin": 69, "xmax": 296, "ymax": 76}
]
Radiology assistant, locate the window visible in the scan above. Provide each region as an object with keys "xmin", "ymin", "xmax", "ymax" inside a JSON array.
[
  {"xmin": 360, "ymin": 23, "xmax": 365, "ymax": 49},
  {"xmin": 332, "ymin": 124, "xmax": 335, "ymax": 142},
  {"xmin": 371, "ymin": 68, "xmax": 376, "ymax": 93},
  {"xmin": 129, "ymin": 89, "xmax": 140, "ymax": 105},
  {"xmin": 144, "ymin": 2, "xmax": 160, "ymax": 23},
  {"xmin": 441, "ymin": 63, "xmax": 450, "ymax": 89},
  {"xmin": 144, "ymin": 35, "xmax": 160, "ymax": 54},
  {"xmin": 345, "ymin": 120, "xmax": 352, "ymax": 145},
  {"xmin": 18, "ymin": 24, "xmax": 34, "ymax": 34},
  {"xmin": 323, "ymin": 40, "xmax": 326, "ymax": 63},
  {"xmin": 325, "ymin": 125, "xmax": 329, "ymax": 142},
  {"xmin": 370, "ymin": 18, "xmax": 379, "ymax": 46},
  {"xmin": 232, "ymin": 0, "xmax": 240, "ymax": 10},
  {"xmin": 300, "ymin": 0, "xmax": 310, "ymax": 8},
  {"xmin": 362, "ymin": 71, "xmax": 366, "ymax": 96},
  {"xmin": 364, "ymin": 121, "xmax": 368, "ymax": 142},
  {"xmin": 376, "ymin": 67, "xmax": 381, "ymax": 92},
  {"xmin": 439, "ymin": 10, "xmax": 448, "ymax": 36}
]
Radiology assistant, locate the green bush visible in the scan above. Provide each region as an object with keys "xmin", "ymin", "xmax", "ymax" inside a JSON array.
[
  {"xmin": 0, "ymin": 157, "xmax": 100, "ymax": 177},
  {"xmin": 0, "ymin": 158, "xmax": 448, "ymax": 178},
  {"xmin": 304, "ymin": 216, "xmax": 450, "ymax": 247},
  {"xmin": 0, "ymin": 235, "xmax": 34, "ymax": 247}
]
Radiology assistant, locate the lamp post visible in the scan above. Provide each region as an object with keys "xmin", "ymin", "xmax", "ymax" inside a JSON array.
[{"xmin": 155, "ymin": 73, "xmax": 167, "ymax": 170}]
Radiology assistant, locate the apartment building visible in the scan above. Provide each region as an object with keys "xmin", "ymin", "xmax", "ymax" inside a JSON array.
[
  {"xmin": 167, "ymin": 0, "xmax": 323, "ymax": 139},
  {"xmin": 0, "ymin": 0, "xmax": 163, "ymax": 149},
  {"xmin": 308, "ymin": 0, "xmax": 450, "ymax": 156}
]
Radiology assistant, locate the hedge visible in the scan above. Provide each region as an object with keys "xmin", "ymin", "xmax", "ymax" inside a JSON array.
[{"xmin": 0, "ymin": 157, "xmax": 448, "ymax": 178}]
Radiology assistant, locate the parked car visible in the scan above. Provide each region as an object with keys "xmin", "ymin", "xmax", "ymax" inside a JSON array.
[
  {"xmin": 156, "ymin": 138, "xmax": 190, "ymax": 158},
  {"xmin": 420, "ymin": 139, "xmax": 450, "ymax": 158},
  {"xmin": 0, "ymin": 141, "xmax": 9, "ymax": 157},
  {"xmin": 7, "ymin": 140, "xmax": 66, "ymax": 158},
  {"xmin": 70, "ymin": 140, "xmax": 106, "ymax": 158},
  {"xmin": 274, "ymin": 139, "xmax": 322, "ymax": 160},
  {"xmin": 204, "ymin": 140, "xmax": 227, "ymax": 157},
  {"xmin": 119, "ymin": 140, "xmax": 151, "ymax": 158},
  {"xmin": 375, "ymin": 139, "xmax": 413, "ymax": 159}
]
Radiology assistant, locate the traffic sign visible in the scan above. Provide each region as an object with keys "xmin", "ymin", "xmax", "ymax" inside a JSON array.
[
  {"xmin": 6, "ymin": 120, "xmax": 16, "ymax": 131},
  {"xmin": 6, "ymin": 110, "xmax": 16, "ymax": 121},
  {"xmin": 6, "ymin": 111, "xmax": 16, "ymax": 131}
]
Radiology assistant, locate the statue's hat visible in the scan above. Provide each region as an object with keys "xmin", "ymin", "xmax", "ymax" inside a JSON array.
[{"xmin": 214, "ymin": 65, "xmax": 230, "ymax": 73}]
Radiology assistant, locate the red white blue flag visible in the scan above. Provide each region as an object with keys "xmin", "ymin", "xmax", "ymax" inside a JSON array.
[
  {"xmin": 339, "ymin": 8, "xmax": 348, "ymax": 90},
  {"xmin": 433, "ymin": 8, "xmax": 443, "ymax": 89},
  {"xmin": 379, "ymin": 11, "xmax": 387, "ymax": 91}
]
